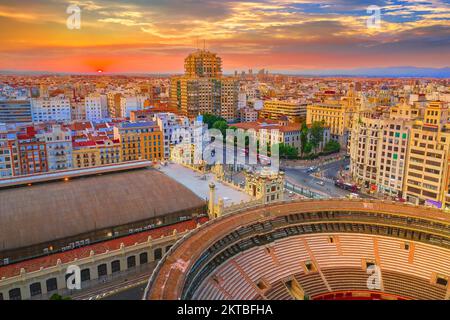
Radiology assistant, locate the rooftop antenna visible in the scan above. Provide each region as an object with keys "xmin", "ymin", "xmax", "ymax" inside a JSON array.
[{"xmin": 203, "ymin": 40, "xmax": 206, "ymax": 51}]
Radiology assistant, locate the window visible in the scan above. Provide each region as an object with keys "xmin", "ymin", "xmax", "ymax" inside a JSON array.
[
  {"xmin": 81, "ymin": 268, "xmax": 91, "ymax": 282},
  {"xmin": 9, "ymin": 288, "xmax": 21, "ymax": 300},
  {"xmin": 139, "ymin": 252, "xmax": 148, "ymax": 265},
  {"xmin": 46, "ymin": 278, "xmax": 58, "ymax": 292},
  {"xmin": 127, "ymin": 256, "xmax": 136, "ymax": 269},
  {"xmin": 111, "ymin": 260, "xmax": 121, "ymax": 273},
  {"xmin": 154, "ymin": 248, "xmax": 163, "ymax": 260},
  {"xmin": 30, "ymin": 282, "xmax": 42, "ymax": 297},
  {"xmin": 97, "ymin": 264, "xmax": 107, "ymax": 277}
]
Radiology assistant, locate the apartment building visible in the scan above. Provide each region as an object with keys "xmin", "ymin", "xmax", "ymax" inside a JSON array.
[
  {"xmin": 260, "ymin": 99, "xmax": 306, "ymax": 123},
  {"xmin": 238, "ymin": 107, "xmax": 258, "ymax": 122},
  {"xmin": 114, "ymin": 122, "xmax": 163, "ymax": 162},
  {"xmin": 233, "ymin": 119, "xmax": 302, "ymax": 150},
  {"xmin": 184, "ymin": 49, "xmax": 222, "ymax": 78},
  {"xmin": 120, "ymin": 95, "xmax": 148, "ymax": 118},
  {"xmin": 85, "ymin": 94, "xmax": 108, "ymax": 121},
  {"xmin": 72, "ymin": 141, "xmax": 100, "ymax": 168},
  {"xmin": 31, "ymin": 96, "xmax": 71, "ymax": 123},
  {"xmin": 37, "ymin": 125, "xmax": 72, "ymax": 171},
  {"xmin": 349, "ymin": 115, "xmax": 383, "ymax": 190},
  {"xmin": 403, "ymin": 101, "xmax": 450, "ymax": 208},
  {"xmin": 17, "ymin": 127, "xmax": 48, "ymax": 175},
  {"xmin": 0, "ymin": 100, "xmax": 32, "ymax": 124},
  {"xmin": 0, "ymin": 124, "xmax": 19, "ymax": 178},
  {"xmin": 170, "ymin": 49, "xmax": 238, "ymax": 122},
  {"xmin": 350, "ymin": 101, "xmax": 420, "ymax": 196},
  {"xmin": 107, "ymin": 92, "xmax": 123, "ymax": 118},
  {"xmin": 96, "ymin": 138, "xmax": 121, "ymax": 165},
  {"xmin": 307, "ymin": 100, "xmax": 353, "ymax": 145}
]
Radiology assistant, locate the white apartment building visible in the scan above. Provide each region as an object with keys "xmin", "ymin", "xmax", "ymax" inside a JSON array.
[
  {"xmin": 238, "ymin": 92, "xmax": 247, "ymax": 110},
  {"xmin": 0, "ymin": 123, "xmax": 19, "ymax": 178},
  {"xmin": 85, "ymin": 94, "xmax": 108, "ymax": 121},
  {"xmin": 350, "ymin": 100, "xmax": 420, "ymax": 196},
  {"xmin": 238, "ymin": 107, "xmax": 258, "ymax": 122},
  {"xmin": 153, "ymin": 113, "xmax": 208, "ymax": 159},
  {"xmin": 31, "ymin": 96, "xmax": 71, "ymax": 123},
  {"xmin": 120, "ymin": 95, "xmax": 148, "ymax": 118},
  {"xmin": 37, "ymin": 125, "xmax": 72, "ymax": 171}
]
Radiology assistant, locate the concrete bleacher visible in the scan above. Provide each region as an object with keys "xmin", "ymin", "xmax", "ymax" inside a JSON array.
[{"xmin": 192, "ymin": 233, "xmax": 449, "ymax": 300}]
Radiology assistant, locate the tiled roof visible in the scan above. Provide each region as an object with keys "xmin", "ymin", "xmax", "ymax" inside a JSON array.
[
  {"xmin": 72, "ymin": 140, "xmax": 96, "ymax": 148},
  {"xmin": 0, "ymin": 217, "xmax": 208, "ymax": 280},
  {"xmin": 233, "ymin": 120, "xmax": 300, "ymax": 133}
]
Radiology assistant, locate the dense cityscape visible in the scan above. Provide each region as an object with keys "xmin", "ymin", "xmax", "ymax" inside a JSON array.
[{"xmin": 0, "ymin": 0, "xmax": 449, "ymax": 308}]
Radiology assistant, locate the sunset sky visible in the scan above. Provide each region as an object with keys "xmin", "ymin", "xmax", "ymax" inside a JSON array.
[{"xmin": 0, "ymin": 0, "xmax": 449, "ymax": 74}]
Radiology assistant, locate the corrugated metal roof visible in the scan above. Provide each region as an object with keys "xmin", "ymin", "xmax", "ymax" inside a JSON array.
[{"xmin": 0, "ymin": 167, "xmax": 205, "ymax": 252}]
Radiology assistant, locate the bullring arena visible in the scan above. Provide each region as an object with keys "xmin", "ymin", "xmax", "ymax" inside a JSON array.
[{"xmin": 145, "ymin": 199, "xmax": 450, "ymax": 300}]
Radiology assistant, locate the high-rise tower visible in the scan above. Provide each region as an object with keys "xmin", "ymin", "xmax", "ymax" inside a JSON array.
[{"xmin": 170, "ymin": 49, "xmax": 238, "ymax": 122}]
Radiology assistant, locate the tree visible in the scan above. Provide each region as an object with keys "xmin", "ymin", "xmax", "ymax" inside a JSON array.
[
  {"xmin": 278, "ymin": 143, "xmax": 298, "ymax": 159},
  {"xmin": 323, "ymin": 140, "xmax": 340, "ymax": 154},
  {"xmin": 303, "ymin": 141, "xmax": 313, "ymax": 154},
  {"xmin": 202, "ymin": 113, "xmax": 226, "ymax": 129},
  {"xmin": 212, "ymin": 120, "xmax": 229, "ymax": 137},
  {"xmin": 50, "ymin": 293, "xmax": 71, "ymax": 300},
  {"xmin": 300, "ymin": 121, "xmax": 309, "ymax": 156},
  {"xmin": 310, "ymin": 121, "xmax": 325, "ymax": 153}
]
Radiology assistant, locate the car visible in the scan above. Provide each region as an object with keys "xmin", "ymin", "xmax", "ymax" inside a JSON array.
[
  {"xmin": 347, "ymin": 193, "xmax": 359, "ymax": 199},
  {"xmin": 307, "ymin": 166, "xmax": 318, "ymax": 173},
  {"xmin": 316, "ymin": 180, "xmax": 325, "ymax": 186}
]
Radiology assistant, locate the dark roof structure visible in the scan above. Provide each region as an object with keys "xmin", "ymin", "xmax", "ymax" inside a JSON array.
[{"xmin": 0, "ymin": 164, "xmax": 205, "ymax": 253}]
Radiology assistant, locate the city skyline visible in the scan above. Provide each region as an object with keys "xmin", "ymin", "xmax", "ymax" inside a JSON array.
[{"xmin": 0, "ymin": 0, "xmax": 449, "ymax": 74}]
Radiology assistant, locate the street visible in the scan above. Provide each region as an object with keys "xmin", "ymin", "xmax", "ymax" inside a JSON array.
[
  {"xmin": 283, "ymin": 158, "xmax": 374, "ymax": 199},
  {"xmin": 70, "ymin": 267, "xmax": 154, "ymax": 300}
]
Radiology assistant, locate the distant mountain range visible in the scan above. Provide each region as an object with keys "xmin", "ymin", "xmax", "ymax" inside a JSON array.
[{"xmin": 0, "ymin": 66, "xmax": 449, "ymax": 78}]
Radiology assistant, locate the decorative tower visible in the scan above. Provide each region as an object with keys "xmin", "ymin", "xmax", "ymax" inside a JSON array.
[{"xmin": 208, "ymin": 182, "xmax": 216, "ymax": 219}]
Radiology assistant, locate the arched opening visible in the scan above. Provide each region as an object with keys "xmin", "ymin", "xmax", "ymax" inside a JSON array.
[
  {"xmin": 81, "ymin": 268, "xmax": 91, "ymax": 282},
  {"xmin": 9, "ymin": 288, "xmax": 21, "ymax": 300},
  {"xmin": 154, "ymin": 248, "xmax": 162, "ymax": 260},
  {"xmin": 97, "ymin": 264, "xmax": 107, "ymax": 278},
  {"xmin": 127, "ymin": 256, "xmax": 136, "ymax": 269},
  {"xmin": 139, "ymin": 252, "xmax": 148, "ymax": 265},
  {"xmin": 111, "ymin": 260, "xmax": 121, "ymax": 273},
  {"xmin": 30, "ymin": 282, "xmax": 42, "ymax": 297},
  {"xmin": 46, "ymin": 278, "xmax": 58, "ymax": 293}
]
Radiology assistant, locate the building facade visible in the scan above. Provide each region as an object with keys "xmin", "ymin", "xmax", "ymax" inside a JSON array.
[
  {"xmin": 0, "ymin": 100, "xmax": 32, "ymax": 124},
  {"xmin": 0, "ymin": 125, "xmax": 20, "ymax": 178},
  {"xmin": 72, "ymin": 141, "xmax": 100, "ymax": 168},
  {"xmin": 31, "ymin": 97, "xmax": 71, "ymax": 123},
  {"xmin": 403, "ymin": 101, "xmax": 450, "ymax": 207},
  {"xmin": 260, "ymin": 99, "xmax": 306, "ymax": 123},
  {"xmin": 38, "ymin": 125, "xmax": 73, "ymax": 171},
  {"xmin": 17, "ymin": 127, "xmax": 48, "ymax": 175},
  {"xmin": 170, "ymin": 50, "xmax": 239, "ymax": 122},
  {"xmin": 114, "ymin": 122, "xmax": 163, "ymax": 162},
  {"xmin": 85, "ymin": 94, "xmax": 108, "ymax": 121}
]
